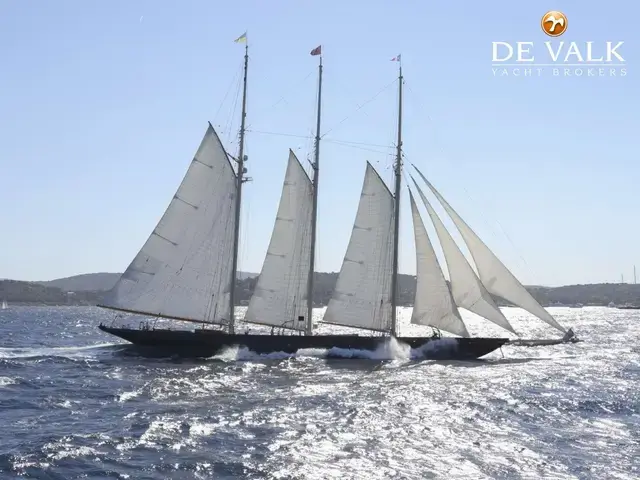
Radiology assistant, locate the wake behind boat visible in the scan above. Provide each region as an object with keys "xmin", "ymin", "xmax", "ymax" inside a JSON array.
[{"xmin": 96, "ymin": 37, "xmax": 576, "ymax": 360}]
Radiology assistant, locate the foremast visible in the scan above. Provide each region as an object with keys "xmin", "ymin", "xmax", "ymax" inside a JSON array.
[
  {"xmin": 229, "ymin": 40, "xmax": 250, "ymax": 334},
  {"xmin": 306, "ymin": 47, "xmax": 323, "ymax": 336},
  {"xmin": 390, "ymin": 57, "xmax": 403, "ymax": 337}
]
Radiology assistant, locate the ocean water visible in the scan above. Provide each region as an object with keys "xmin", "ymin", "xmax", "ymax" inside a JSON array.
[{"xmin": 0, "ymin": 306, "xmax": 638, "ymax": 479}]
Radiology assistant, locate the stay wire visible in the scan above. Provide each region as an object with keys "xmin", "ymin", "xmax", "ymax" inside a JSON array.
[{"xmin": 403, "ymin": 82, "xmax": 538, "ymax": 283}]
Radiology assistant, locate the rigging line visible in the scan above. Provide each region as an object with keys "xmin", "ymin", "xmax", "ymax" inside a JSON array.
[
  {"xmin": 245, "ymin": 129, "xmax": 313, "ymax": 140},
  {"xmin": 305, "ymin": 67, "xmax": 318, "ymax": 175},
  {"xmin": 221, "ymin": 74, "xmax": 242, "ymax": 147},
  {"xmin": 252, "ymin": 69, "xmax": 316, "ymax": 118},
  {"xmin": 403, "ymin": 85, "xmax": 539, "ymax": 283},
  {"xmin": 324, "ymin": 138, "xmax": 393, "ymax": 149},
  {"xmin": 405, "ymin": 150, "xmax": 537, "ymax": 282},
  {"xmin": 386, "ymin": 81, "xmax": 401, "ymax": 183},
  {"xmin": 232, "ymin": 79, "xmax": 243, "ymax": 146},
  {"xmin": 324, "ymin": 140, "xmax": 390, "ymax": 156},
  {"xmin": 322, "ymin": 79, "xmax": 397, "ymax": 137},
  {"xmin": 246, "ymin": 129, "xmax": 394, "ymax": 150},
  {"xmin": 213, "ymin": 63, "xmax": 243, "ymax": 125}
]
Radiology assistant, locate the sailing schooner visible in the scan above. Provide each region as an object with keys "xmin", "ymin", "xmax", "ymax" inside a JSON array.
[{"xmin": 98, "ymin": 41, "xmax": 572, "ymax": 359}]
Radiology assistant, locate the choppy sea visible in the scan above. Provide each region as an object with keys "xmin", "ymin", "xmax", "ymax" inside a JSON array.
[{"xmin": 0, "ymin": 306, "xmax": 638, "ymax": 479}]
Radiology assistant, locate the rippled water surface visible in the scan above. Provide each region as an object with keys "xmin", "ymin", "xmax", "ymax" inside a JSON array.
[{"xmin": 0, "ymin": 306, "xmax": 638, "ymax": 479}]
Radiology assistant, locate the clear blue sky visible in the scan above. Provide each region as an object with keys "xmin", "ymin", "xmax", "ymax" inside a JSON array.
[{"xmin": 1, "ymin": 0, "xmax": 637, "ymax": 286}]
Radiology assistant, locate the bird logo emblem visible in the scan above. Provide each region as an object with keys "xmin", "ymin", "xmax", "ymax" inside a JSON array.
[{"xmin": 541, "ymin": 11, "xmax": 568, "ymax": 37}]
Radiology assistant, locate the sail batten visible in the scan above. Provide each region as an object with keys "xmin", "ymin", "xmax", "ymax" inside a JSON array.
[
  {"xmin": 100, "ymin": 124, "xmax": 237, "ymax": 325},
  {"xmin": 409, "ymin": 191, "xmax": 469, "ymax": 337},
  {"xmin": 411, "ymin": 178, "xmax": 516, "ymax": 335},
  {"xmin": 412, "ymin": 165, "xmax": 566, "ymax": 333},
  {"xmin": 323, "ymin": 162, "xmax": 394, "ymax": 332},
  {"xmin": 243, "ymin": 151, "xmax": 313, "ymax": 330}
]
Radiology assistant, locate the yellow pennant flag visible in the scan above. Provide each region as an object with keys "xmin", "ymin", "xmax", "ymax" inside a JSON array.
[{"xmin": 234, "ymin": 32, "xmax": 247, "ymax": 43}]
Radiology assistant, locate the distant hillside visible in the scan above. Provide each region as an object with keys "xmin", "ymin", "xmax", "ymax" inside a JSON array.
[
  {"xmin": 4, "ymin": 271, "xmax": 640, "ymax": 307},
  {"xmin": 39, "ymin": 273, "xmax": 121, "ymax": 292},
  {"xmin": 37, "ymin": 271, "xmax": 258, "ymax": 292},
  {"xmin": 230, "ymin": 275, "xmax": 640, "ymax": 307},
  {"xmin": 0, "ymin": 280, "xmax": 102, "ymax": 306},
  {"xmin": 528, "ymin": 283, "xmax": 640, "ymax": 307}
]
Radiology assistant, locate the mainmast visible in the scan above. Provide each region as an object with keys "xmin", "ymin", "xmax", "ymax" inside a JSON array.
[
  {"xmin": 229, "ymin": 38, "xmax": 249, "ymax": 334},
  {"xmin": 390, "ymin": 57, "xmax": 403, "ymax": 337},
  {"xmin": 306, "ymin": 45, "xmax": 323, "ymax": 336}
]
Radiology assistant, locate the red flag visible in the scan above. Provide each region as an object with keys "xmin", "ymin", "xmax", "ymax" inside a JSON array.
[{"xmin": 310, "ymin": 45, "xmax": 322, "ymax": 56}]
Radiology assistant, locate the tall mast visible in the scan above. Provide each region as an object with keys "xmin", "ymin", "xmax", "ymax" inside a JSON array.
[
  {"xmin": 229, "ymin": 42, "xmax": 249, "ymax": 334},
  {"xmin": 306, "ymin": 47, "xmax": 322, "ymax": 336},
  {"xmin": 390, "ymin": 59, "xmax": 403, "ymax": 337}
]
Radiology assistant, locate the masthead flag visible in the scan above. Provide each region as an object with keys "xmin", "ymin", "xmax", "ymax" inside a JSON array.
[
  {"xmin": 310, "ymin": 45, "xmax": 322, "ymax": 56},
  {"xmin": 391, "ymin": 54, "xmax": 401, "ymax": 62},
  {"xmin": 234, "ymin": 32, "xmax": 247, "ymax": 43}
]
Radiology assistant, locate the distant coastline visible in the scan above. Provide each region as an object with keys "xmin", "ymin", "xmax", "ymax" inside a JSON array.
[{"xmin": 2, "ymin": 272, "xmax": 640, "ymax": 308}]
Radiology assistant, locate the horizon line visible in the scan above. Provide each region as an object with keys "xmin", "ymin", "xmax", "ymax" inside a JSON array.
[{"xmin": 3, "ymin": 273, "xmax": 639, "ymax": 290}]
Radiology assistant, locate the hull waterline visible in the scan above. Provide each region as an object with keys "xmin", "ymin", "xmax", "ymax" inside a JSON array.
[{"xmin": 98, "ymin": 324, "xmax": 508, "ymax": 360}]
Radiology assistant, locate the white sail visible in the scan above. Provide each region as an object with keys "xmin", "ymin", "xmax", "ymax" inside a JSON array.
[
  {"xmin": 101, "ymin": 123, "xmax": 237, "ymax": 325},
  {"xmin": 411, "ymin": 178, "xmax": 516, "ymax": 335},
  {"xmin": 413, "ymin": 165, "xmax": 566, "ymax": 333},
  {"xmin": 1, "ymin": 300, "xmax": 6, "ymax": 309},
  {"xmin": 409, "ymin": 190, "xmax": 469, "ymax": 337},
  {"xmin": 323, "ymin": 162, "xmax": 394, "ymax": 332},
  {"xmin": 244, "ymin": 151, "xmax": 313, "ymax": 330}
]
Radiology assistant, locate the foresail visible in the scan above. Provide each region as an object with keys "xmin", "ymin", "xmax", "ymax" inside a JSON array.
[
  {"xmin": 411, "ymin": 178, "xmax": 516, "ymax": 335},
  {"xmin": 323, "ymin": 162, "xmax": 394, "ymax": 332},
  {"xmin": 409, "ymin": 191, "xmax": 469, "ymax": 337},
  {"xmin": 244, "ymin": 151, "xmax": 313, "ymax": 330},
  {"xmin": 101, "ymin": 123, "xmax": 236, "ymax": 324},
  {"xmin": 413, "ymin": 165, "xmax": 566, "ymax": 333}
]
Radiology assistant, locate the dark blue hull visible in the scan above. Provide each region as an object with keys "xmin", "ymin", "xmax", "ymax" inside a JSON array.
[{"xmin": 98, "ymin": 324, "xmax": 508, "ymax": 360}]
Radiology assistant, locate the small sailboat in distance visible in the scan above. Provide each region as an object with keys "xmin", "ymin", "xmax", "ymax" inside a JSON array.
[
  {"xmin": 1, "ymin": 299, "xmax": 7, "ymax": 310},
  {"xmin": 97, "ymin": 43, "xmax": 573, "ymax": 359}
]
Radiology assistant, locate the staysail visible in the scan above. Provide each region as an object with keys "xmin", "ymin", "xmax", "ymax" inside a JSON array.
[
  {"xmin": 100, "ymin": 123, "xmax": 237, "ymax": 325},
  {"xmin": 411, "ymin": 178, "xmax": 516, "ymax": 334},
  {"xmin": 408, "ymin": 190, "xmax": 469, "ymax": 337},
  {"xmin": 323, "ymin": 162, "xmax": 394, "ymax": 332},
  {"xmin": 244, "ymin": 151, "xmax": 313, "ymax": 330},
  {"xmin": 413, "ymin": 165, "xmax": 566, "ymax": 333}
]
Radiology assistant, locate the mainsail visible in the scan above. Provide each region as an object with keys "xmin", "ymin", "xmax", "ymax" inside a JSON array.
[
  {"xmin": 411, "ymin": 178, "xmax": 516, "ymax": 335},
  {"xmin": 100, "ymin": 124, "xmax": 236, "ymax": 325},
  {"xmin": 244, "ymin": 151, "xmax": 313, "ymax": 330},
  {"xmin": 412, "ymin": 165, "xmax": 566, "ymax": 333},
  {"xmin": 408, "ymin": 191, "xmax": 469, "ymax": 337},
  {"xmin": 323, "ymin": 162, "xmax": 394, "ymax": 332}
]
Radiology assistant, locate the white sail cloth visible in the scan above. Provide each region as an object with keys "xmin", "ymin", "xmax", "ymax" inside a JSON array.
[
  {"xmin": 324, "ymin": 162, "xmax": 394, "ymax": 332},
  {"xmin": 244, "ymin": 151, "xmax": 313, "ymax": 330},
  {"xmin": 102, "ymin": 124, "xmax": 236, "ymax": 325},
  {"xmin": 413, "ymin": 165, "xmax": 566, "ymax": 334}
]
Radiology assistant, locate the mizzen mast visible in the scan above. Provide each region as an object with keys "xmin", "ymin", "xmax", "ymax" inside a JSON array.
[
  {"xmin": 229, "ymin": 33, "xmax": 249, "ymax": 334},
  {"xmin": 390, "ymin": 55, "xmax": 403, "ymax": 337},
  {"xmin": 306, "ymin": 45, "xmax": 323, "ymax": 336}
]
